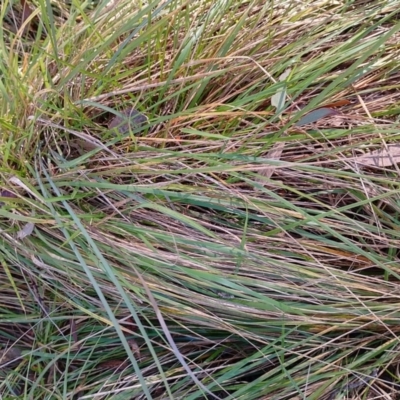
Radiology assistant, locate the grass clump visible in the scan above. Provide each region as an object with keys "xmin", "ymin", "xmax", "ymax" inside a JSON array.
[{"xmin": 2, "ymin": 0, "xmax": 400, "ymax": 399}]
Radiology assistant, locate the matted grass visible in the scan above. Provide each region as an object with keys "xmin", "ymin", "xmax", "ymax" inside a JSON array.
[{"xmin": 1, "ymin": 0, "xmax": 400, "ymax": 399}]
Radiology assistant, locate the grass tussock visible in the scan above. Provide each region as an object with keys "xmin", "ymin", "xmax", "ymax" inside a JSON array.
[{"xmin": 2, "ymin": 0, "xmax": 400, "ymax": 399}]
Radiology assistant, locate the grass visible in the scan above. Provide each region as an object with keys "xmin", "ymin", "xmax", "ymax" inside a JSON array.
[{"xmin": 1, "ymin": 0, "xmax": 400, "ymax": 398}]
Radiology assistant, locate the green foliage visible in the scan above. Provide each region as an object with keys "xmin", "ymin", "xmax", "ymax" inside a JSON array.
[{"xmin": 1, "ymin": 0, "xmax": 400, "ymax": 399}]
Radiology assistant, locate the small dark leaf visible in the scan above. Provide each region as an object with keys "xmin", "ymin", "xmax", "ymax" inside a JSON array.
[
  {"xmin": 21, "ymin": 0, "xmax": 34, "ymax": 28},
  {"xmin": 0, "ymin": 189, "xmax": 17, "ymax": 199},
  {"xmin": 0, "ymin": 346, "xmax": 23, "ymax": 367},
  {"xmin": 0, "ymin": 189, "xmax": 17, "ymax": 207},
  {"xmin": 17, "ymin": 222, "xmax": 35, "ymax": 240},
  {"xmin": 108, "ymin": 107, "xmax": 147, "ymax": 134},
  {"xmin": 295, "ymin": 108, "xmax": 339, "ymax": 127}
]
